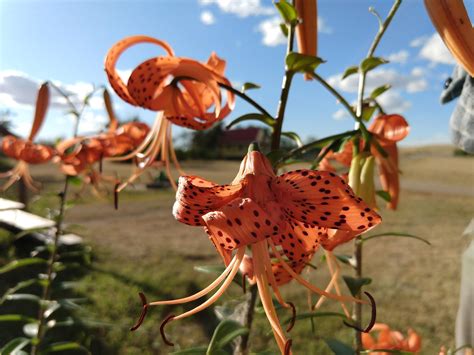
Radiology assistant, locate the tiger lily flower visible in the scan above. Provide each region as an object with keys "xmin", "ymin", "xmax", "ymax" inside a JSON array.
[
  {"xmin": 295, "ymin": 0, "xmax": 317, "ymax": 80},
  {"xmin": 132, "ymin": 145, "xmax": 381, "ymax": 353},
  {"xmin": 0, "ymin": 82, "xmax": 55, "ymax": 191},
  {"xmin": 105, "ymin": 35, "xmax": 235, "ymax": 190},
  {"xmin": 318, "ymin": 114, "xmax": 409, "ymax": 209},
  {"xmin": 362, "ymin": 323, "xmax": 421, "ymax": 354}
]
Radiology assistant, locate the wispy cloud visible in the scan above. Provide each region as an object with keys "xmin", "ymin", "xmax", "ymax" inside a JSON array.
[
  {"xmin": 198, "ymin": 0, "xmax": 274, "ymax": 17},
  {"xmin": 200, "ymin": 10, "xmax": 216, "ymax": 25},
  {"xmin": 257, "ymin": 16, "xmax": 286, "ymax": 47},
  {"xmin": 387, "ymin": 50, "xmax": 409, "ymax": 64},
  {"xmin": 418, "ymin": 33, "xmax": 456, "ymax": 66}
]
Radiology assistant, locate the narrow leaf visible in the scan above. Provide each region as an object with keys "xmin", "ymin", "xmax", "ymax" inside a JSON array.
[
  {"xmin": 207, "ymin": 320, "xmax": 249, "ymax": 353},
  {"xmin": 226, "ymin": 113, "xmax": 274, "ymax": 130},
  {"xmin": 361, "ymin": 104, "xmax": 376, "ymax": 122},
  {"xmin": 370, "ymin": 84, "xmax": 391, "ymax": 99},
  {"xmin": 281, "ymin": 131, "xmax": 303, "ymax": 147},
  {"xmin": 286, "ymin": 52, "xmax": 325, "ymax": 73},
  {"xmin": 342, "ymin": 66, "xmax": 359, "ymax": 80},
  {"xmin": 275, "ymin": 1, "xmax": 297, "ymax": 24},
  {"xmin": 0, "ymin": 314, "xmax": 37, "ymax": 323},
  {"xmin": 241, "ymin": 82, "xmax": 261, "ymax": 93},
  {"xmin": 325, "ymin": 339, "xmax": 355, "ymax": 355},
  {"xmin": 279, "ymin": 23, "xmax": 289, "ymax": 37},
  {"xmin": 342, "ymin": 276, "xmax": 372, "ymax": 297},
  {"xmin": 40, "ymin": 342, "xmax": 89, "ymax": 354},
  {"xmin": 376, "ymin": 190, "xmax": 392, "ymax": 202},
  {"xmin": 0, "ymin": 337, "xmax": 31, "ymax": 354},
  {"xmin": 0, "ymin": 258, "xmax": 48, "ymax": 275},
  {"xmin": 363, "ymin": 232, "xmax": 431, "ymax": 245},
  {"xmin": 360, "ymin": 57, "xmax": 388, "ymax": 73}
]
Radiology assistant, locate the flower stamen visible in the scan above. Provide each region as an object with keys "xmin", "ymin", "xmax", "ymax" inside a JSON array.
[
  {"xmin": 160, "ymin": 314, "xmax": 176, "ymax": 346},
  {"xmin": 343, "ymin": 291, "xmax": 377, "ymax": 333},
  {"xmin": 130, "ymin": 292, "xmax": 149, "ymax": 331}
]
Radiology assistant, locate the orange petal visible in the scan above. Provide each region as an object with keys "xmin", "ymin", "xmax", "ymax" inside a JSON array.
[
  {"xmin": 202, "ymin": 197, "xmax": 280, "ymax": 249},
  {"xmin": 28, "ymin": 82, "xmax": 50, "ymax": 142},
  {"xmin": 173, "ymin": 176, "xmax": 242, "ymax": 226},
  {"xmin": 273, "ymin": 170, "xmax": 382, "ymax": 234},
  {"xmin": 295, "ymin": 0, "xmax": 318, "ymax": 80},
  {"xmin": 369, "ymin": 114, "xmax": 410, "ymax": 143},
  {"xmin": 104, "ymin": 35, "xmax": 174, "ymax": 106}
]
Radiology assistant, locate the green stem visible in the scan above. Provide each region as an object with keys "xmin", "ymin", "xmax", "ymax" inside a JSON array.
[
  {"xmin": 218, "ymin": 83, "xmax": 273, "ymax": 119},
  {"xmin": 351, "ymin": 2, "xmax": 402, "ymax": 353},
  {"xmin": 271, "ymin": 19, "xmax": 296, "ymax": 151},
  {"xmin": 278, "ymin": 130, "xmax": 358, "ymax": 164},
  {"xmin": 356, "ymin": 0, "xmax": 402, "ymax": 119},
  {"xmin": 310, "ymin": 72, "xmax": 358, "ymax": 121},
  {"xmin": 31, "ymin": 94, "xmax": 88, "ymax": 355}
]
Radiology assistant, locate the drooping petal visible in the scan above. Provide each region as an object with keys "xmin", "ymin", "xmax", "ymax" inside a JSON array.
[
  {"xmin": 273, "ymin": 169, "xmax": 382, "ymax": 234},
  {"xmin": 104, "ymin": 35, "xmax": 174, "ymax": 106},
  {"xmin": 373, "ymin": 142, "xmax": 400, "ymax": 210},
  {"xmin": 173, "ymin": 176, "xmax": 242, "ymax": 226},
  {"xmin": 295, "ymin": 0, "xmax": 317, "ymax": 81}
]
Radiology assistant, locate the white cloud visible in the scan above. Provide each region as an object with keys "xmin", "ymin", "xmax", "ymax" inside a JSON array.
[
  {"xmin": 411, "ymin": 66, "xmax": 425, "ymax": 77},
  {"xmin": 419, "ymin": 33, "xmax": 456, "ymax": 66},
  {"xmin": 257, "ymin": 16, "xmax": 286, "ymax": 47},
  {"xmin": 198, "ymin": 0, "xmax": 274, "ymax": 17},
  {"xmin": 75, "ymin": 112, "xmax": 109, "ymax": 135},
  {"xmin": 318, "ymin": 16, "xmax": 332, "ymax": 34},
  {"xmin": 0, "ymin": 70, "xmax": 104, "ymax": 111},
  {"xmin": 377, "ymin": 90, "xmax": 411, "ymax": 113},
  {"xmin": 200, "ymin": 10, "xmax": 216, "ymax": 25},
  {"xmin": 387, "ymin": 50, "xmax": 409, "ymax": 64},
  {"xmin": 332, "ymin": 108, "xmax": 349, "ymax": 121},
  {"xmin": 328, "ymin": 68, "xmax": 428, "ymax": 94},
  {"xmin": 410, "ymin": 35, "xmax": 429, "ymax": 48}
]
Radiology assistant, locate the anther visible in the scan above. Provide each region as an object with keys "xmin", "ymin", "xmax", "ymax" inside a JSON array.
[
  {"xmin": 160, "ymin": 314, "xmax": 176, "ymax": 346},
  {"xmin": 130, "ymin": 292, "xmax": 148, "ymax": 331},
  {"xmin": 342, "ymin": 291, "xmax": 377, "ymax": 333},
  {"xmin": 284, "ymin": 339, "xmax": 292, "ymax": 355},
  {"xmin": 286, "ymin": 302, "xmax": 296, "ymax": 332}
]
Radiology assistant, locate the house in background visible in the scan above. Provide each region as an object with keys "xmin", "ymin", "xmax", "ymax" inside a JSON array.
[{"xmin": 217, "ymin": 127, "xmax": 270, "ymax": 159}]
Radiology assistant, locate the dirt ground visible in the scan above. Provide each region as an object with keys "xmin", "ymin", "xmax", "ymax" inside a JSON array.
[{"xmin": 20, "ymin": 145, "xmax": 474, "ymax": 354}]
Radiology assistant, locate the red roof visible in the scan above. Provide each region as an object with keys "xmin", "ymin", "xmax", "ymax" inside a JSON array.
[{"xmin": 219, "ymin": 127, "xmax": 261, "ymax": 145}]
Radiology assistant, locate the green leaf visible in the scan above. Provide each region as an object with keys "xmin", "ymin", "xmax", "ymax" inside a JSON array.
[
  {"xmin": 360, "ymin": 57, "xmax": 388, "ymax": 73},
  {"xmin": 275, "ymin": 1, "xmax": 297, "ymax": 24},
  {"xmin": 39, "ymin": 342, "xmax": 89, "ymax": 354},
  {"xmin": 361, "ymin": 104, "xmax": 376, "ymax": 122},
  {"xmin": 1, "ymin": 279, "xmax": 47, "ymax": 303},
  {"xmin": 370, "ymin": 84, "xmax": 391, "ymax": 99},
  {"xmin": 342, "ymin": 276, "xmax": 372, "ymax": 297},
  {"xmin": 0, "ymin": 314, "xmax": 37, "ymax": 324},
  {"xmin": 1, "ymin": 293, "xmax": 41, "ymax": 305},
  {"xmin": 0, "ymin": 337, "xmax": 31, "ymax": 354},
  {"xmin": 225, "ymin": 113, "xmax": 274, "ymax": 130},
  {"xmin": 282, "ymin": 311, "xmax": 347, "ymax": 326},
  {"xmin": 279, "ymin": 23, "xmax": 289, "ymax": 37},
  {"xmin": 334, "ymin": 254, "xmax": 353, "ymax": 266},
  {"xmin": 286, "ymin": 53, "xmax": 324, "ymax": 74},
  {"xmin": 325, "ymin": 339, "xmax": 355, "ymax": 355},
  {"xmin": 363, "ymin": 232, "xmax": 431, "ymax": 245},
  {"xmin": 281, "ymin": 131, "xmax": 303, "ymax": 147},
  {"xmin": 0, "ymin": 258, "xmax": 48, "ymax": 275},
  {"xmin": 376, "ymin": 190, "xmax": 392, "ymax": 202},
  {"xmin": 342, "ymin": 66, "xmax": 359, "ymax": 80},
  {"xmin": 207, "ymin": 320, "xmax": 248, "ymax": 354},
  {"xmin": 241, "ymin": 82, "xmax": 261, "ymax": 93},
  {"xmin": 171, "ymin": 348, "xmax": 207, "ymax": 355}
]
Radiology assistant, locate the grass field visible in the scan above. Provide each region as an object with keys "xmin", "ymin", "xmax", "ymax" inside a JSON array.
[{"xmin": 5, "ymin": 145, "xmax": 474, "ymax": 354}]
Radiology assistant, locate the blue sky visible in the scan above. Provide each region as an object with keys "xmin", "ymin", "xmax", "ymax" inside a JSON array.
[{"xmin": 0, "ymin": 0, "xmax": 470, "ymax": 146}]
